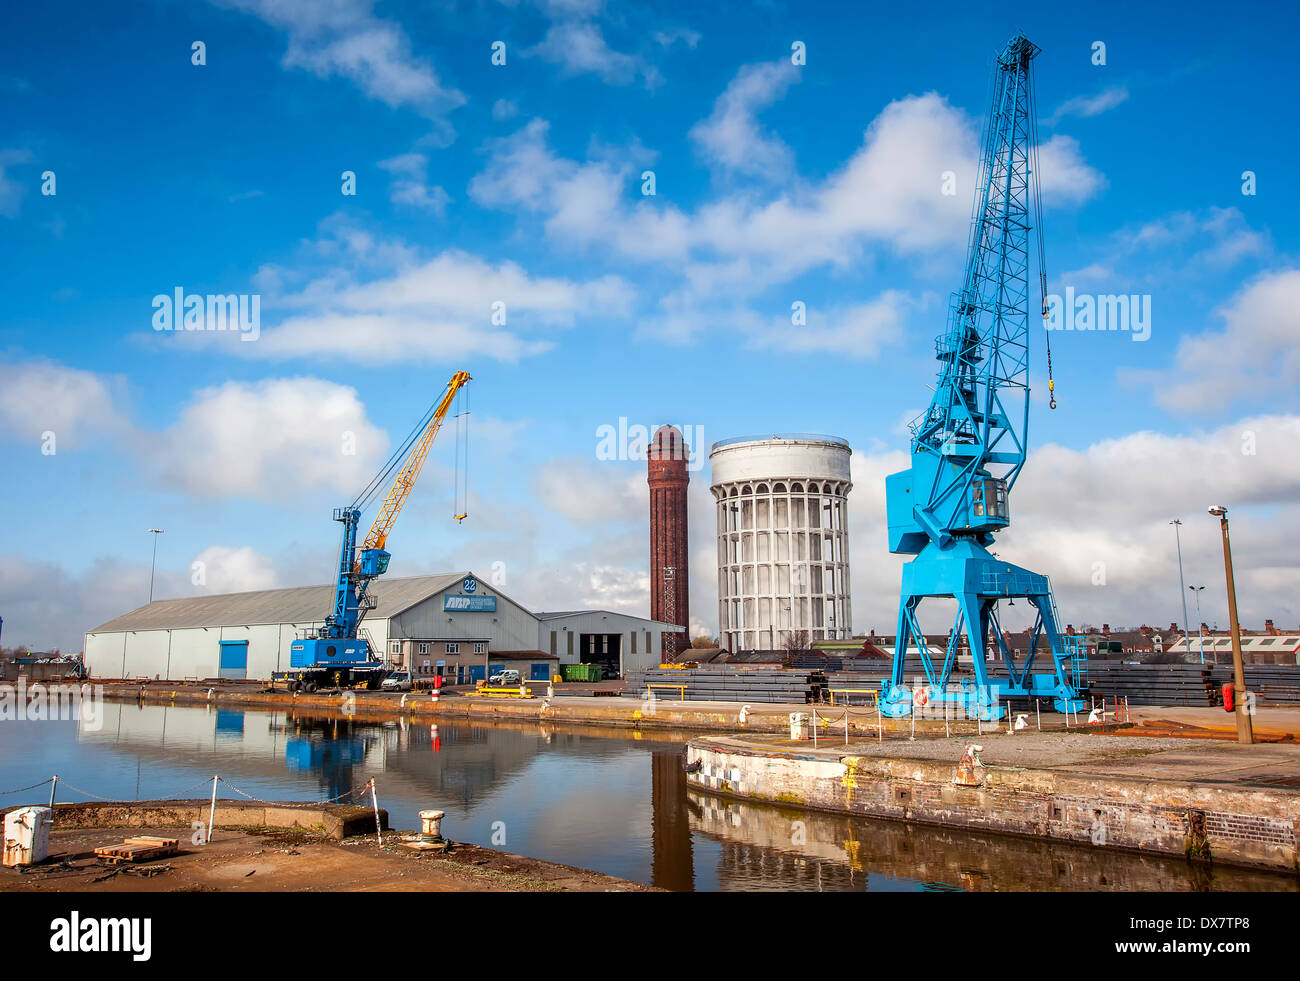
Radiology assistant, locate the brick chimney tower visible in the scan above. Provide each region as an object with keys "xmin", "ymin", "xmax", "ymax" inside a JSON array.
[{"xmin": 648, "ymin": 426, "xmax": 690, "ymax": 660}]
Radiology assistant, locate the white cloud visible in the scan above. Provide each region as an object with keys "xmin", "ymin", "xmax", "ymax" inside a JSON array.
[
  {"xmin": 745, "ymin": 293, "xmax": 909, "ymax": 357},
  {"xmin": 187, "ymin": 217, "xmax": 635, "ymax": 365},
  {"xmin": 639, "ymin": 290, "xmax": 911, "ymax": 356},
  {"xmin": 653, "ymin": 27, "xmax": 701, "ymax": 50},
  {"xmin": 145, "ymin": 377, "xmax": 389, "ymax": 500},
  {"xmin": 190, "ymin": 545, "xmax": 281, "ymax": 592},
  {"xmin": 689, "ymin": 61, "xmax": 799, "ymax": 179},
  {"xmin": 532, "ymin": 456, "xmax": 644, "ymax": 524},
  {"xmin": 1035, "ymin": 134, "xmax": 1106, "ymax": 202},
  {"xmin": 1155, "ymin": 269, "xmax": 1300, "ymax": 410},
  {"xmin": 0, "ymin": 148, "xmax": 33, "ymax": 218},
  {"xmin": 846, "ymin": 414, "xmax": 1300, "ymax": 636},
  {"xmin": 0, "ymin": 360, "xmax": 127, "ymax": 450},
  {"xmin": 0, "ymin": 545, "xmax": 293, "ymax": 651},
  {"xmin": 0, "ymin": 557, "xmax": 155, "ymax": 652},
  {"xmin": 255, "ymin": 248, "xmax": 631, "ymax": 363},
  {"xmin": 528, "ymin": 20, "xmax": 656, "ymax": 87},
  {"xmin": 378, "ymin": 152, "xmax": 450, "ymax": 214},
  {"xmin": 473, "ymin": 95, "xmax": 1103, "ymax": 300},
  {"xmin": 216, "ymin": 0, "xmax": 464, "ymax": 122},
  {"xmin": 492, "ymin": 98, "xmax": 519, "ymax": 121},
  {"xmin": 1048, "ymin": 85, "xmax": 1129, "ymax": 123}
]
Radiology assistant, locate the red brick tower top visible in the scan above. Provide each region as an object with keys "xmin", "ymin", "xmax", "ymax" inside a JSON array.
[{"xmin": 648, "ymin": 426, "xmax": 690, "ymax": 660}]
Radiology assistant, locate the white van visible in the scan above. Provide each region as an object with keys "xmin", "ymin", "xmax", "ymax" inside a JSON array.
[{"xmin": 489, "ymin": 668, "xmax": 521, "ymax": 686}]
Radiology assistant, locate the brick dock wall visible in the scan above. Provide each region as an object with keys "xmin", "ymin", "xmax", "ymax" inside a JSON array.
[{"xmin": 685, "ymin": 738, "xmax": 1300, "ymax": 874}]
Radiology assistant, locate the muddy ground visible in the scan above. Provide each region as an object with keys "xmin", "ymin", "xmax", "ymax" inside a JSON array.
[{"xmin": 0, "ymin": 826, "xmax": 656, "ymax": 892}]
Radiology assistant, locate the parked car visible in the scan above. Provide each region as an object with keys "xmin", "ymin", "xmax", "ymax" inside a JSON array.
[
  {"xmin": 488, "ymin": 669, "xmax": 521, "ymax": 686},
  {"xmin": 380, "ymin": 670, "xmax": 413, "ymax": 692}
]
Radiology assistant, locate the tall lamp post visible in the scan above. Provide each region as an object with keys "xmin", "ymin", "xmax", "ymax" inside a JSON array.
[
  {"xmin": 1189, "ymin": 585, "xmax": 1207, "ymax": 664},
  {"xmin": 1169, "ymin": 519, "xmax": 1193, "ymax": 663},
  {"xmin": 1207, "ymin": 506, "xmax": 1252, "ymax": 745},
  {"xmin": 147, "ymin": 528, "xmax": 164, "ymax": 603}
]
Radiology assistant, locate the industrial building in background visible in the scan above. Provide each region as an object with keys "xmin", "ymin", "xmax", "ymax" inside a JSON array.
[
  {"xmin": 710, "ymin": 435, "xmax": 853, "ymax": 653},
  {"xmin": 648, "ymin": 425, "xmax": 691, "ymax": 659},
  {"xmin": 83, "ymin": 572, "xmax": 677, "ymax": 683}
]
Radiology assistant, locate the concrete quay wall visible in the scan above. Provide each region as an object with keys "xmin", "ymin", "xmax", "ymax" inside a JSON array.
[{"xmin": 685, "ymin": 737, "xmax": 1300, "ymax": 874}]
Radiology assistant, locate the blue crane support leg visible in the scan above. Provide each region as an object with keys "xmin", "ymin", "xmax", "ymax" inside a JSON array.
[{"xmin": 880, "ymin": 540, "xmax": 1086, "ymax": 721}]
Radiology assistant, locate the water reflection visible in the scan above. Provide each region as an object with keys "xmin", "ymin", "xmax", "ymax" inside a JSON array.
[
  {"xmin": 688, "ymin": 791, "xmax": 1299, "ymax": 892},
  {"xmin": 1, "ymin": 701, "xmax": 1294, "ymax": 893}
]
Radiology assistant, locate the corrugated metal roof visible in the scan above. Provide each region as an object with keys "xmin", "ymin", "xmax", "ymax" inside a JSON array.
[
  {"xmin": 87, "ymin": 572, "xmax": 469, "ymax": 633},
  {"xmin": 536, "ymin": 610, "xmax": 680, "ymax": 628}
]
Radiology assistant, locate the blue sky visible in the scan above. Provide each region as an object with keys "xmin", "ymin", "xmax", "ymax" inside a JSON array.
[{"xmin": 2, "ymin": 0, "xmax": 1298, "ymax": 651}]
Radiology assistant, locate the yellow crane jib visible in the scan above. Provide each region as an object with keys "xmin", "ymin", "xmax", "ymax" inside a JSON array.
[{"xmin": 356, "ymin": 369, "xmax": 472, "ymax": 566}]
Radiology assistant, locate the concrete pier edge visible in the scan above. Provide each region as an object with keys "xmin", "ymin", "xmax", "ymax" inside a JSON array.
[{"xmin": 684, "ymin": 734, "xmax": 1300, "ymax": 875}]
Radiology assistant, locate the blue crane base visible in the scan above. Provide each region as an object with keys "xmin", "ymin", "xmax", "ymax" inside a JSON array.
[
  {"xmin": 290, "ymin": 637, "xmax": 373, "ymax": 668},
  {"xmin": 879, "ymin": 539, "xmax": 1087, "ymax": 722}
]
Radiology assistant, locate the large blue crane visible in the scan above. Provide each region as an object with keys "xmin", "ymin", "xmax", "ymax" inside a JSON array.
[
  {"xmin": 879, "ymin": 35, "xmax": 1085, "ymax": 721},
  {"xmin": 280, "ymin": 370, "xmax": 472, "ymax": 692}
]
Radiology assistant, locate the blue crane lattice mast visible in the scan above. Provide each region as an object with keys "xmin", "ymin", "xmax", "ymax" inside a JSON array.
[{"xmin": 879, "ymin": 34, "xmax": 1085, "ymax": 721}]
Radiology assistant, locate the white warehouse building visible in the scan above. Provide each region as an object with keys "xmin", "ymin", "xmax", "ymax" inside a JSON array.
[
  {"xmin": 84, "ymin": 572, "xmax": 677, "ymax": 684},
  {"xmin": 711, "ymin": 434, "xmax": 854, "ymax": 652}
]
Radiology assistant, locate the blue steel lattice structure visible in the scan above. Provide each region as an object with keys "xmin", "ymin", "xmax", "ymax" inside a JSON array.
[{"xmin": 880, "ymin": 35, "xmax": 1085, "ymax": 721}]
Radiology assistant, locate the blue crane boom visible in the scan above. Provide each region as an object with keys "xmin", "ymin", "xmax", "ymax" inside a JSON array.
[{"xmin": 879, "ymin": 35, "xmax": 1084, "ymax": 721}]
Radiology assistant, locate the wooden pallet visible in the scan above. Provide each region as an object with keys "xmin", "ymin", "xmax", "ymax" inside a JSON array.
[{"xmin": 94, "ymin": 836, "xmax": 180, "ymax": 865}]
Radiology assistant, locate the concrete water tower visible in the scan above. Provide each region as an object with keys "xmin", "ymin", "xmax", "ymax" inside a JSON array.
[{"xmin": 710, "ymin": 434, "xmax": 853, "ymax": 652}]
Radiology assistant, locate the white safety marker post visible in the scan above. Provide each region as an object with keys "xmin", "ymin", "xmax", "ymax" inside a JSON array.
[
  {"xmin": 207, "ymin": 775, "xmax": 218, "ymax": 844},
  {"xmin": 370, "ymin": 778, "xmax": 383, "ymax": 847}
]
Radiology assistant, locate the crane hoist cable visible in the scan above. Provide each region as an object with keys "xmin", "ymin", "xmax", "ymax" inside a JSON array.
[
  {"xmin": 452, "ymin": 383, "xmax": 470, "ymax": 522},
  {"xmin": 353, "ymin": 370, "xmax": 472, "ymax": 560},
  {"xmin": 1027, "ymin": 64, "xmax": 1056, "ymax": 410}
]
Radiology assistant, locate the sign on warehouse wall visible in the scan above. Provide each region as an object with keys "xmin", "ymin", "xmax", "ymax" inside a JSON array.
[{"xmin": 444, "ymin": 595, "xmax": 497, "ymax": 612}]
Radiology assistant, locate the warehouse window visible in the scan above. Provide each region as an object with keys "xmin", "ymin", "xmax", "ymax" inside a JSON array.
[
  {"xmin": 474, "ymin": 642, "xmax": 485, "ymax": 654},
  {"xmin": 418, "ymin": 643, "xmax": 429, "ymax": 655},
  {"xmin": 446, "ymin": 643, "xmax": 460, "ymax": 654},
  {"xmin": 390, "ymin": 641, "xmax": 401, "ymax": 654}
]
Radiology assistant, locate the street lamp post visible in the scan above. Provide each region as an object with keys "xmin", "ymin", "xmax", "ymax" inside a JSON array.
[
  {"xmin": 1207, "ymin": 506, "xmax": 1253, "ymax": 745},
  {"xmin": 1169, "ymin": 519, "xmax": 1193, "ymax": 663},
  {"xmin": 1189, "ymin": 585, "xmax": 1207, "ymax": 664},
  {"xmin": 147, "ymin": 528, "xmax": 164, "ymax": 603}
]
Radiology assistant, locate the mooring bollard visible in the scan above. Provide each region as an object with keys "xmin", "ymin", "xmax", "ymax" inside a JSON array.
[{"xmin": 419, "ymin": 809, "xmax": 445, "ymax": 840}]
